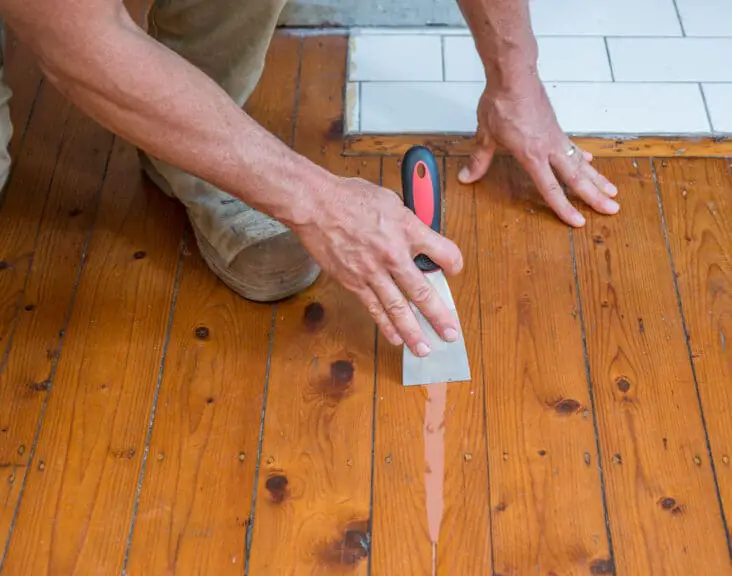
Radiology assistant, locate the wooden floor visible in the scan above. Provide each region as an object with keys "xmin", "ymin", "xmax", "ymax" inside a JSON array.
[{"xmin": 0, "ymin": 29, "xmax": 731, "ymax": 576}]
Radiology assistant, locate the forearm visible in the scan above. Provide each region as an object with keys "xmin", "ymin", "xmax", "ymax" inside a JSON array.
[
  {"xmin": 455, "ymin": 0, "xmax": 539, "ymax": 92},
  {"xmin": 6, "ymin": 3, "xmax": 331, "ymax": 229}
]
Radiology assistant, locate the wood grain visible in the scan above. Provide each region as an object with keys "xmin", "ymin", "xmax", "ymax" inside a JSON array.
[
  {"xmin": 473, "ymin": 156, "xmax": 611, "ymax": 574},
  {"xmin": 573, "ymin": 157, "xmax": 732, "ymax": 575},
  {"xmin": 0, "ymin": 105, "xmax": 113, "ymax": 547},
  {"xmin": 3, "ymin": 27, "xmax": 43, "ymax": 159},
  {"xmin": 124, "ymin": 33, "xmax": 302, "ymax": 576},
  {"xmin": 343, "ymin": 134, "xmax": 732, "ymax": 159},
  {"xmin": 369, "ymin": 157, "xmax": 492, "ymax": 575},
  {"xmin": 0, "ymin": 81, "xmax": 71, "ymax": 357},
  {"xmin": 654, "ymin": 157, "xmax": 732, "ymax": 536},
  {"xmin": 246, "ymin": 36, "xmax": 378, "ymax": 575},
  {"xmin": 0, "ymin": 137, "xmax": 186, "ymax": 574}
]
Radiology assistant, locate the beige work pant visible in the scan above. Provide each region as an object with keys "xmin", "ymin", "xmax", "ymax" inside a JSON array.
[{"xmin": 0, "ymin": 0, "xmax": 320, "ymax": 302}]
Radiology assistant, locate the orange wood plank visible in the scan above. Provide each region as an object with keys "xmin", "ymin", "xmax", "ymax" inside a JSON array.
[
  {"xmin": 573, "ymin": 158, "xmax": 732, "ymax": 575},
  {"xmin": 3, "ymin": 27, "xmax": 43, "ymax": 159},
  {"xmin": 125, "ymin": 33, "xmax": 302, "ymax": 575},
  {"xmin": 0, "ymin": 81, "xmax": 71, "ymax": 351},
  {"xmin": 654, "ymin": 158, "xmax": 732, "ymax": 535},
  {"xmin": 473, "ymin": 156, "xmax": 612, "ymax": 574},
  {"xmin": 0, "ymin": 105, "xmax": 113, "ymax": 546},
  {"xmin": 246, "ymin": 36, "xmax": 378, "ymax": 574},
  {"xmin": 370, "ymin": 157, "xmax": 492, "ymax": 574},
  {"xmin": 0, "ymin": 138, "xmax": 186, "ymax": 574},
  {"xmin": 342, "ymin": 134, "xmax": 732, "ymax": 159}
]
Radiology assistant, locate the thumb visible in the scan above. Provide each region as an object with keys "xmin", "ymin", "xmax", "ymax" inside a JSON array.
[{"xmin": 458, "ymin": 143, "xmax": 496, "ymax": 184}]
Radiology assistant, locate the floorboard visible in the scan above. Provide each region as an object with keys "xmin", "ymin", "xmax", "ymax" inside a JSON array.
[
  {"xmin": 0, "ymin": 29, "xmax": 731, "ymax": 576},
  {"xmin": 572, "ymin": 157, "xmax": 732, "ymax": 575},
  {"xmin": 246, "ymin": 36, "xmax": 378, "ymax": 574},
  {"xmin": 370, "ymin": 157, "xmax": 492, "ymax": 575},
  {"xmin": 0, "ymin": 103, "xmax": 114, "ymax": 550},
  {"xmin": 0, "ymin": 137, "xmax": 186, "ymax": 574},
  {"xmin": 124, "ymin": 34, "xmax": 302, "ymax": 576},
  {"xmin": 474, "ymin": 155, "xmax": 612, "ymax": 575},
  {"xmin": 654, "ymin": 157, "xmax": 732, "ymax": 543}
]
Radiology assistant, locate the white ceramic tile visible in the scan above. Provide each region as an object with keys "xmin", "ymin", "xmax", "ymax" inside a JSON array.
[
  {"xmin": 528, "ymin": 0, "xmax": 682, "ymax": 36},
  {"xmin": 444, "ymin": 36, "xmax": 612, "ymax": 82},
  {"xmin": 676, "ymin": 0, "xmax": 732, "ymax": 36},
  {"xmin": 608, "ymin": 38, "xmax": 732, "ymax": 82},
  {"xmin": 348, "ymin": 34, "xmax": 443, "ymax": 81},
  {"xmin": 702, "ymin": 84, "xmax": 732, "ymax": 133},
  {"xmin": 345, "ymin": 82, "xmax": 360, "ymax": 133},
  {"xmin": 544, "ymin": 82, "xmax": 710, "ymax": 133},
  {"xmin": 360, "ymin": 82, "xmax": 483, "ymax": 132}
]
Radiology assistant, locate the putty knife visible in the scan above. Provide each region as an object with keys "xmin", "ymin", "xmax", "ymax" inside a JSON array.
[{"xmin": 401, "ymin": 145, "xmax": 471, "ymax": 387}]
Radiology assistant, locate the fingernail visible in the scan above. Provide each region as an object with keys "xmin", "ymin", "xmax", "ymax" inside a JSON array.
[
  {"xmin": 458, "ymin": 166, "xmax": 470, "ymax": 182},
  {"xmin": 605, "ymin": 183, "xmax": 618, "ymax": 197},
  {"xmin": 416, "ymin": 342, "xmax": 431, "ymax": 357},
  {"xmin": 605, "ymin": 199, "xmax": 620, "ymax": 213},
  {"xmin": 444, "ymin": 328, "xmax": 458, "ymax": 342},
  {"xmin": 390, "ymin": 333, "xmax": 404, "ymax": 346},
  {"xmin": 572, "ymin": 213, "xmax": 586, "ymax": 227}
]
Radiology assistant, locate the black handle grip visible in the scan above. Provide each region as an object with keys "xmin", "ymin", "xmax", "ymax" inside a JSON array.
[{"xmin": 401, "ymin": 145, "xmax": 442, "ymax": 272}]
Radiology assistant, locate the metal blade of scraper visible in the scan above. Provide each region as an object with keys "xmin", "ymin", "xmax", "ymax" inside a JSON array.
[{"xmin": 400, "ymin": 145, "xmax": 471, "ymax": 387}]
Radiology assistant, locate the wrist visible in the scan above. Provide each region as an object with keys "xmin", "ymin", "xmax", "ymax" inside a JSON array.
[{"xmin": 481, "ymin": 41, "xmax": 539, "ymax": 93}]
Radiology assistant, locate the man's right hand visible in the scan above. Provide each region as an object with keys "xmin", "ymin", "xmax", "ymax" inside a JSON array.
[{"xmin": 294, "ymin": 175, "xmax": 464, "ymax": 357}]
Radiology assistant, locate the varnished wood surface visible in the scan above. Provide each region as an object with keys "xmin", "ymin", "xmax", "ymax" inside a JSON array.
[
  {"xmin": 343, "ymin": 134, "xmax": 732, "ymax": 159},
  {"xmin": 1, "ymin": 30, "xmax": 731, "ymax": 576}
]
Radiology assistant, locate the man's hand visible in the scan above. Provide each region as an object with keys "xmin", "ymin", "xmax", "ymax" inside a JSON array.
[
  {"xmin": 294, "ymin": 176, "xmax": 464, "ymax": 357},
  {"xmin": 458, "ymin": 81, "xmax": 619, "ymax": 227}
]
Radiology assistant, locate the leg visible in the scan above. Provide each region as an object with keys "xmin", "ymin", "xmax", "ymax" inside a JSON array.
[
  {"xmin": 140, "ymin": 0, "xmax": 320, "ymax": 302},
  {"xmin": 0, "ymin": 21, "xmax": 13, "ymax": 199}
]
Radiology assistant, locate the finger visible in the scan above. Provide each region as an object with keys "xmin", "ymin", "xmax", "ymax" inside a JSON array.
[
  {"xmin": 458, "ymin": 139, "xmax": 497, "ymax": 184},
  {"xmin": 583, "ymin": 150, "xmax": 593, "ymax": 162},
  {"xmin": 524, "ymin": 159, "xmax": 586, "ymax": 227},
  {"xmin": 391, "ymin": 259, "xmax": 460, "ymax": 343},
  {"xmin": 357, "ymin": 285, "xmax": 404, "ymax": 347},
  {"xmin": 565, "ymin": 144, "xmax": 617, "ymax": 198},
  {"xmin": 411, "ymin": 225, "xmax": 464, "ymax": 277},
  {"xmin": 368, "ymin": 274, "xmax": 432, "ymax": 357},
  {"xmin": 552, "ymin": 152, "xmax": 620, "ymax": 215}
]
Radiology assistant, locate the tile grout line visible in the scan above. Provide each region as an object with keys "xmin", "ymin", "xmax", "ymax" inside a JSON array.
[
  {"xmin": 365, "ymin": 158, "xmax": 384, "ymax": 576},
  {"xmin": 568, "ymin": 225, "xmax": 617, "ymax": 571},
  {"xmin": 650, "ymin": 158, "xmax": 732, "ymax": 558},
  {"xmin": 671, "ymin": 0, "xmax": 687, "ymax": 36},
  {"xmin": 0, "ymin": 129, "xmax": 114, "ymax": 573},
  {"xmin": 603, "ymin": 37, "xmax": 616, "ymax": 82},
  {"xmin": 698, "ymin": 83, "xmax": 716, "ymax": 132},
  {"xmin": 121, "ymin": 223, "xmax": 188, "ymax": 576},
  {"xmin": 440, "ymin": 34, "xmax": 446, "ymax": 81},
  {"xmin": 244, "ymin": 34, "xmax": 304, "ymax": 575}
]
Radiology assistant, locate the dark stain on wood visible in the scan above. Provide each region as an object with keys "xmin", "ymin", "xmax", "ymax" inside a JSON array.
[
  {"xmin": 0, "ymin": 261, "xmax": 9, "ymax": 271},
  {"xmin": 265, "ymin": 474, "xmax": 288, "ymax": 503},
  {"xmin": 325, "ymin": 118, "xmax": 344, "ymax": 141},
  {"xmin": 659, "ymin": 496, "xmax": 684, "ymax": 514},
  {"xmin": 194, "ymin": 326, "xmax": 210, "ymax": 340},
  {"xmin": 206, "ymin": 397, "xmax": 214, "ymax": 404},
  {"xmin": 320, "ymin": 360, "xmax": 355, "ymax": 401},
  {"xmin": 68, "ymin": 207, "xmax": 83, "ymax": 217},
  {"xmin": 552, "ymin": 398, "xmax": 581, "ymax": 415},
  {"xmin": 24, "ymin": 304, "xmax": 35, "ymax": 312},
  {"xmin": 111, "ymin": 448, "xmax": 136, "ymax": 459},
  {"xmin": 611, "ymin": 453, "xmax": 622, "ymax": 465},
  {"xmin": 538, "ymin": 449, "xmax": 547, "ymax": 457},
  {"xmin": 28, "ymin": 380, "xmax": 49, "ymax": 392},
  {"xmin": 593, "ymin": 234, "xmax": 604, "ymax": 245},
  {"xmin": 589, "ymin": 557, "xmax": 615, "ymax": 574},
  {"xmin": 303, "ymin": 301, "xmax": 325, "ymax": 331},
  {"xmin": 133, "ymin": 250, "xmax": 147, "ymax": 260},
  {"xmin": 663, "ymin": 437, "xmax": 668, "ymax": 450},
  {"xmin": 319, "ymin": 519, "xmax": 370, "ymax": 566},
  {"xmin": 637, "ymin": 317, "xmax": 645, "ymax": 334},
  {"xmin": 495, "ymin": 502, "xmax": 507, "ymax": 512},
  {"xmin": 616, "ymin": 377, "xmax": 631, "ymax": 393}
]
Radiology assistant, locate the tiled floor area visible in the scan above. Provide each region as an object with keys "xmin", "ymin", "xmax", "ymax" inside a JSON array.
[{"xmin": 345, "ymin": 0, "xmax": 732, "ymax": 136}]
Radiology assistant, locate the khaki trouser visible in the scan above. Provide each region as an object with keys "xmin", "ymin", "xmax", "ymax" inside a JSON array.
[{"xmin": 0, "ymin": 0, "xmax": 320, "ymax": 302}]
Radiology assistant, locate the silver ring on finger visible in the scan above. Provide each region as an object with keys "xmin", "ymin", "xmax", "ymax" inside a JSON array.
[{"xmin": 566, "ymin": 143, "xmax": 578, "ymax": 157}]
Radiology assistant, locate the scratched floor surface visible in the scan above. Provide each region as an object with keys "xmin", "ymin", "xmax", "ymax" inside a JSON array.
[{"xmin": 0, "ymin": 29, "xmax": 731, "ymax": 576}]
